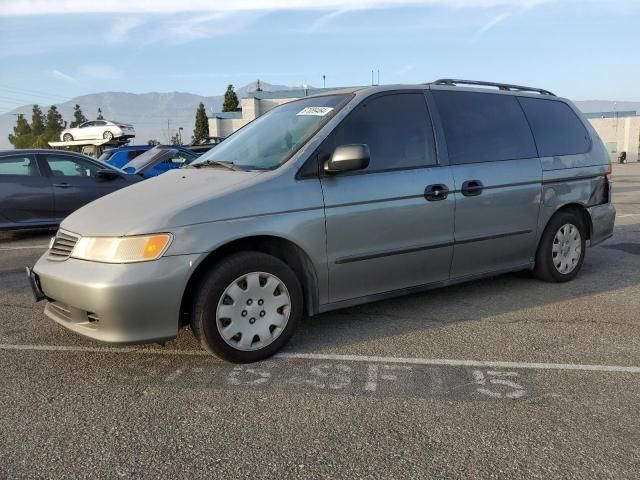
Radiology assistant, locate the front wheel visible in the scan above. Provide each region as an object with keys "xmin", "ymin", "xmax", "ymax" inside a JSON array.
[
  {"xmin": 62, "ymin": 133, "xmax": 73, "ymax": 142},
  {"xmin": 534, "ymin": 211, "xmax": 586, "ymax": 282},
  {"xmin": 191, "ymin": 252, "xmax": 303, "ymax": 363}
]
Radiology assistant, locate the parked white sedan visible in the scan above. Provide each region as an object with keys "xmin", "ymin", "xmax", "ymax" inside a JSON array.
[{"xmin": 60, "ymin": 120, "xmax": 135, "ymax": 142}]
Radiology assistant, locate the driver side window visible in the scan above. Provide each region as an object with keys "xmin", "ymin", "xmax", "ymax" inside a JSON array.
[
  {"xmin": 322, "ymin": 93, "xmax": 437, "ymax": 173},
  {"xmin": 44, "ymin": 155, "xmax": 101, "ymax": 178}
]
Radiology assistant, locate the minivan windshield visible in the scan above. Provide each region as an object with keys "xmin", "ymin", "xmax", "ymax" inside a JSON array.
[{"xmin": 192, "ymin": 94, "xmax": 351, "ymax": 170}]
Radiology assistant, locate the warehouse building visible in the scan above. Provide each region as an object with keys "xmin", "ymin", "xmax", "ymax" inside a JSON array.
[{"xmin": 586, "ymin": 111, "xmax": 639, "ymax": 163}]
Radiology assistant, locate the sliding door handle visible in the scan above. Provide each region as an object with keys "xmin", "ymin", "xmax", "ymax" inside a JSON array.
[{"xmin": 461, "ymin": 180, "xmax": 484, "ymax": 196}]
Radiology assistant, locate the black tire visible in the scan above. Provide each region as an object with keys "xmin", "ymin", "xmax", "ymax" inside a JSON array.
[
  {"xmin": 103, "ymin": 131, "xmax": 114, "ymax": 140},
  {"xmin": 534, "ymin": 210, "xmax": 586, "ymax": 282},
  {"xmin": 191, "ymin": 251, "xmax": 303, "ymax": 363},
  {"xmin": 63, "ymin": 133, "xmax": 73, "ymax": 141}
]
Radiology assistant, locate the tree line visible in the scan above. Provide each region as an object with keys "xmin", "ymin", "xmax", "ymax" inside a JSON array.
[
  {"xmin": 8, "ymin": 84, "xmax": 241, "ymax": 149},
  {"xmin": 8, "ymin": 104, "xmax": 104, "ymax": 149}
]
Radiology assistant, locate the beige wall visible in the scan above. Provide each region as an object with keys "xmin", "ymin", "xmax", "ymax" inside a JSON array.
[{"xmin": 588, "ymin": 116, "xmax": 640, "ymax": 162}]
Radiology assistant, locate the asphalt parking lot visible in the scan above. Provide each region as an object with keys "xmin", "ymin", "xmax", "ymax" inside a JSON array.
[{"xmin": 1, "ymin": 164, "xmax": 639, "ymax": 479}]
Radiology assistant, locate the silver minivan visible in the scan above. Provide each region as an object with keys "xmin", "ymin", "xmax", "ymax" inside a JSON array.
[{"xmin": 29, "ymin": 79, "xmax": 616, "ymax": 362}]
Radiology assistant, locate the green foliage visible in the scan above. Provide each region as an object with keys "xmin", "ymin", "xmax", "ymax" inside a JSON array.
[
  {"xmin": 170, "ymin": 133, "xmax": 182, "ymax": 146},
  {"xmin": 97, "ymin": 108, "xmax": 104, "ymax": 120},
  {"xmin": 8, "ymin": 114, "xmax": 32, "ymax": 147},
  {"xmin": 44, "ymin": 105, "xmax": 64, "ymax": 136},
  {"xmin": 147, "ymin": 139, "xmax": 161, "ymax": 146},
  {"xmin": 8, "ymin": 104, "xmax": 67, "ymax": 149},
  {"xmin": 70, "ymin": 104, "xmax": 88, "ymax": 128},
  {"xmin": 31, "ymin": 105, "xmax": 45, "ymax": 135},
  {"xmin": 222, "ymin": 84, "xmax": 239, "ymax": 112},
  {"xmin": 192, "ymin": 102, "xmax": 209, "ymax": 144}
]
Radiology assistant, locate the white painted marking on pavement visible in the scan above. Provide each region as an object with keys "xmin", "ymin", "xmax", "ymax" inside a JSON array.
[{"xmin": 1, "ymin": 343, "xmax": 640, "ymax": 374}]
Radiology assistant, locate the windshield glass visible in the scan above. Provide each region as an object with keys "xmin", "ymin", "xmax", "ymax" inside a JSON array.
[{"xmin": 193, "ymin": 94, "xmax": 351, "ymax": 170}]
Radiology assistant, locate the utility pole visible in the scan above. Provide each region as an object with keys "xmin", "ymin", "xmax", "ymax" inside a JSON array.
[
  {"xmin": 322, "ymin": 74, "xmax": 326, "ymax": 88},
  {"xmin": 178, "ymin": 127, "xmax": 183, "ymax": 144},
  {"xmin": 167, "ymin": 119, "xmax": 171, "ymax": 144}
]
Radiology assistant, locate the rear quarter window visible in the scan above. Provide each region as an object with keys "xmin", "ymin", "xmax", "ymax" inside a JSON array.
[
  {"xmin": 518, "ymin": 97, "xmax": 591, "ymax": 157},
  {"xmin": 432, "ymin": 90, "xmax": 537, "ymax": 165}
]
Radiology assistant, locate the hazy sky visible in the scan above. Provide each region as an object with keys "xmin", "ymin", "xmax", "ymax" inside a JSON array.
[{"xmin": 0, "ymin": 0, "xmax": 637, "ymax": 113}]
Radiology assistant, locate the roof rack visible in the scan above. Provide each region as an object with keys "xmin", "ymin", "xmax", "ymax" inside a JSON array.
[{"xmin": 430, "ymin": 79, "xmax": 555, "ymax": 96}]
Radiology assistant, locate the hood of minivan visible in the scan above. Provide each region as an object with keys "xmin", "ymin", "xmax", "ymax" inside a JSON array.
[{"xmin": 61, "ymin": 168, "xmax": 262, "ymax": 236}]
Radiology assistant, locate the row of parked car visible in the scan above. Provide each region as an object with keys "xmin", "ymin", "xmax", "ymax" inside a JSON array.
[{"xmin": 0, "ymin": 144, "xmax": 203, "ymax": 231}]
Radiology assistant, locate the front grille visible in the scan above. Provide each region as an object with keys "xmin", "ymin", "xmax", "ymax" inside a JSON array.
[{"xmin": 48, "ymin": 230, "xmax": 79, "ymax": 261}]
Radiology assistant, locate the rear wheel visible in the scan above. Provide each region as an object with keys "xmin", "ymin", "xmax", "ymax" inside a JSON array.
[
  {"xmin": 534, "ymin": 211, "xmax": 586, "ymax": 282},
  {"xmin": 191, "ymin": 252, "xmax": 303, "ymax": 363},
  {"xmin": 62, "ymin": 133, "xmax": 73, "ymax": 141},
  {"xmin": 103, "ymin": 131, "xmax": 114, "ymax": 140}
]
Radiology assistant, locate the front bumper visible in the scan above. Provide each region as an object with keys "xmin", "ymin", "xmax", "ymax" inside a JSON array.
[{"xmin": 32, "ymin": 253, "xmax": 201, "ymax": 344}]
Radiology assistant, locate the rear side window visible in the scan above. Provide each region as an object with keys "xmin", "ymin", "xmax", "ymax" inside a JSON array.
[
  {"xmin": 331, "ymin": 93, "xmax": 437, "ymax": 171},
  {"xmin": 518, "ymin": 98, "xmax": 591, "ymax": 157},
  {"xmin": 0, "ymin": 155, "xmax": 40, "ymax": 176},
  {"xmin": 432, "ymin": 90, "xmax": 537, "ymax": 165}
]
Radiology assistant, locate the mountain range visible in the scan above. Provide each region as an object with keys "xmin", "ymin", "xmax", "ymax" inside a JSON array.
[
  {"xmin": 0, "ymin": 81, "xmax": 299, "ymax": 149},
  {"xmin": 1, "ymin": 82, "xmax": 638, "ymax": 150}
]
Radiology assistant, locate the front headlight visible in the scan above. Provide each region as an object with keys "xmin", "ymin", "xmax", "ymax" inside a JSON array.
[{"xmin": 70, "ymin": 234, "xmax": 173, "ymax": 263}]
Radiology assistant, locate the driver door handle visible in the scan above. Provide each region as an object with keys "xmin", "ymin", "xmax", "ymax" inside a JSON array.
[
  {"xmin": 424, "ymin": 184, "xmax": 449, "ymax": 202},
  {"xmin": 53, "ymin": 183, "xmax": 71, "ymax": 189}
]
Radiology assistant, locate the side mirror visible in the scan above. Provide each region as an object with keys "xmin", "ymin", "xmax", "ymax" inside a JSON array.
[
  {"xmin": 324, "ymin": 144, "xmax": 370, "ymax": 174},
  {"xmin": 96, "ymin": 169, "xmax": 122, "ymax": 181}
]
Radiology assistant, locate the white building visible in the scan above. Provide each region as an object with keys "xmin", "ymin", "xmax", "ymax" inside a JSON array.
[{"xmin": 586, "ymin": 111, "xmax": 639, "ymax": 163}]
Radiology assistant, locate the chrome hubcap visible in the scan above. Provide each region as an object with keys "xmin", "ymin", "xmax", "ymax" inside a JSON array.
[
  {"xmin": 552, "ymin": 223, "xmax": 581, "ymax": 274},
  {"xmin": 216, "ymin": 272, "xmax": 291, "ymax": 351}
]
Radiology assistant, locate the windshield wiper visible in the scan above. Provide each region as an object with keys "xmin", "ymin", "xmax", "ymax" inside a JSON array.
[{"xmin": 189, "ymin": 159, "xmax": 240, "ymax": 171}]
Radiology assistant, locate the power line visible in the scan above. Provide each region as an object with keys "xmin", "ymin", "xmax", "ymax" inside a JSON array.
[{"xmin": 0, "ymin": 84, "xmax": 70, "ymax": 101}]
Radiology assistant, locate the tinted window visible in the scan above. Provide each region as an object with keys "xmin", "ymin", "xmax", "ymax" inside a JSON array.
[
  {"xmin": 432, "ymin": 90, "xmax": 537, "ymax": 165},
  {"xmin": 518, "ymin": 97, "xmax": 591, "ymax": 157},
  {"xmin": 44, "ymin": 155, "xmax": 101, "ymax": 177},
  {"xmin": 330, "ymin": 93, "xmax": 436, "ymax": 171},
  {"xmin": 0, "ymin": 155, "xmax": 40, "ymax": 176}
]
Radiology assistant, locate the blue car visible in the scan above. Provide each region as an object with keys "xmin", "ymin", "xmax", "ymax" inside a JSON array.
[
  {"xmin": 120, "ymin": 146, "xmax": 200, "ymax": 178},
  {"xmin": 99, "ymin": 145, "xmax": 153, "ymax": 169}
]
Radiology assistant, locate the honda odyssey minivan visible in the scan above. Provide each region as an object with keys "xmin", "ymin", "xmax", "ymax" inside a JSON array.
[{"xmin": 29, "ymin": 79, "xmax": 615, "ymax": 363}]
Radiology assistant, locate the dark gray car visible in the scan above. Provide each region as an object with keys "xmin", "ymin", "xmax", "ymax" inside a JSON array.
[
  {"xmin": 30, "ymin": 80, "xmax": 616, "ymax": 363},
  {"xmin": 0, "ymin": 149, "xmax": 141, "ymax": 231}
]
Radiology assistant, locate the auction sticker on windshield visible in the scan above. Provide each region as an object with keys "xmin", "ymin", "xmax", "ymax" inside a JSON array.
[{"xmin": 297, "ymin": 106, "xmax": 334, "ymax": 116}]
